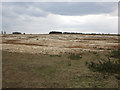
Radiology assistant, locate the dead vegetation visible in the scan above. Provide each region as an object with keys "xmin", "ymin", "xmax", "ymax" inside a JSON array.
[
  {"xmin": 2, "ymin": 34, "xmax": 119, "ymax": 55},
  {"xmin": 2, "ymin": 39, "xmax": 48, "ymax": 47}
]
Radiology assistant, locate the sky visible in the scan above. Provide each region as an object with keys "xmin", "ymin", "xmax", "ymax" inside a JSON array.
[{"xmin": 1, "ymin": 2, "xmax": 118, "ymax": 34}]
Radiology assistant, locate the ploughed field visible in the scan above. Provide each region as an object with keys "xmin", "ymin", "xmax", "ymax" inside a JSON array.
[{"xmin": 1, "ymin": 34, "xmax": 119, "ymax": 88}]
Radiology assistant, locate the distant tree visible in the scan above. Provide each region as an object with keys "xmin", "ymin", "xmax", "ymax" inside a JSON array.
[
  {"xmin": 49, "ymin": 31, "xmax": 62, "ymax": 34},
  {"xmin": 12, "ymin": 32, "xmax": 21, "ymax": 34}
]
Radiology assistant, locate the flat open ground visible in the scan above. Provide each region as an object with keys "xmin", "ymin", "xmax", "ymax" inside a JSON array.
[{"xmin": 1, "ymin": 34, "xmax": 119, "ymax": 88}]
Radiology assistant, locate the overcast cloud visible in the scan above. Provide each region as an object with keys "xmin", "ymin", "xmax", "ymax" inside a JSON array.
[{"xmin": 2, "ymin": 2, "xmax": 118, "ymax": 34}]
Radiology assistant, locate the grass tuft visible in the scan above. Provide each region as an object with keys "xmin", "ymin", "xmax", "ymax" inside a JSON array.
[{"xmin": 68, "ymin": 53, "xmax": 82, "ymax": 60}]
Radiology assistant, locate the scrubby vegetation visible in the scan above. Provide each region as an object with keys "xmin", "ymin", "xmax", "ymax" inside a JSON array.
[
  {"xmin": 86, "ymin": 50, "xmax": 120, "ymax": 74},
  {"xmin": 110, "ymin": 50, "xmax": 120, "ymax": 59},
  {"xmin": 86, "ymin": 58, "xmax": 120, "ymax": 73}
]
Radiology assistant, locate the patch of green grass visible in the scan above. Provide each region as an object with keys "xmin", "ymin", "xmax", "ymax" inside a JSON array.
[
  {"xmin": 50, "ymin": 55, "xmax": 61, "ymax": 57},
  {"xmin": 68, "ymin": 53, "xmax": 82, "ymax": 60},
  {"xmin": 31, "ymin": 66, "xmax": 56, "ymax": 76},
  {"xmin": 69, "ymin": 73, "xmax": 110, "ymax": 88}
]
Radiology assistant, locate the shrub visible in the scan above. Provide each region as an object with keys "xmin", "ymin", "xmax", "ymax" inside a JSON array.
[
  {"xmin": 50, "ymin": 55, "xmax": 61, "ymax": 57},
  {"xmin": 98, "ymin": 48, "xmax": 104, "ymax": 50},
  {"xmin": 110, "ymin": 50, "xmax": 120, "ymax": 59},
  {"xmin": 92, "ymin": 51, "xmax": 99, "ymax": 56},
  {"xmin": 86, "ymin": 57, "xmax": 120, "ymax": 74},
  {"xmin": 85, "ymin": 61, "xmax": 88, "ymax": 65}
]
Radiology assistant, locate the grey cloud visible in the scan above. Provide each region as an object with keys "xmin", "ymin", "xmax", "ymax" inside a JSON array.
[
  {"xmin": 2, "ymin": 2, "xmax": 117, "ymax": 18},
  {"xmin": 33, "ymin": 2, "xmax": 117, "ymax": 16},
  {"xmin": 2, "ymin": 2, "xmax": 118, "ymax": 34},
  {"xmin": 2, "ymin": 2, "xmax": 48, "ymax": 18}
]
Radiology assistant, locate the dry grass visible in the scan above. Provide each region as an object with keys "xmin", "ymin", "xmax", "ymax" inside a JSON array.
[
  {"xmin": 2, "ymin": 50, "xmax": 118, "ymax": 88},
  {"xmin": 2, "ymin": 34, "xmax": 119, "ymax": 55},
  {"xmin": 2, "ymin": 34, "xmax": 119, "ymax": 88},
  {"xmin": 2, "ymin": 40, "xmax": 48, "ymax": 47}
]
